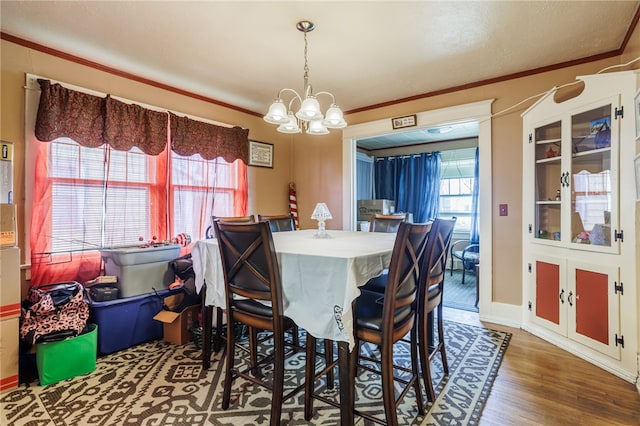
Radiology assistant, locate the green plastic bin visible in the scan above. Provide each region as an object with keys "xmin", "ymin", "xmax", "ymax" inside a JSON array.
[{"xmin": 36, "ymin": 323, "xmax": 98, "ymax": 386}]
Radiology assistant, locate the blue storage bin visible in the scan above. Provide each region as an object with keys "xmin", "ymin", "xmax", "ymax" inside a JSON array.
[{"xmin": 88, "ymin": 288, "xmax": 182, "ymax": 354}]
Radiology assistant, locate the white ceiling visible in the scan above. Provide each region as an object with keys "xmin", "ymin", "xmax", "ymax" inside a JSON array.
[{"xmin": 2, "ymin": 1, "xmax": 638, "ymax": 147}]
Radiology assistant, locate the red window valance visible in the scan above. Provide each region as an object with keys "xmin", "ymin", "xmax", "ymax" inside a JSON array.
[
  {"xmin": 35, "ymin": 79, "xmax": 105, "ymax": 148},
  {"xmin": 104, "ymin": 96, "xmax": 168, "ymax": 155},
  {"xmin": 34, "ymin": 79, "xmax": 248, "ymax": 161},
  {"xmin": 170, "ymin": 112, "xmax": 249, "ymax": 163}
]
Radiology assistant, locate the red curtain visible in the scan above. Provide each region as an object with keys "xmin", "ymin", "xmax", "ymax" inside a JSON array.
[{"xmin": 30, "ymin": 142, "xmax": 102, "ymax": 285}]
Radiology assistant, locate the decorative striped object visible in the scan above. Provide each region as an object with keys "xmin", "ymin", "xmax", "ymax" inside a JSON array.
[{"xmin": 289, "ymin": 182, "xmax": 299, "ymax": 229}]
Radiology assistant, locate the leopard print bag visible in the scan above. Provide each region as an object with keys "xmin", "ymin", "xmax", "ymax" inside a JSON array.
[{"xmin": 20, "ymin": 281, "xmax": 90, "ymax": 345}]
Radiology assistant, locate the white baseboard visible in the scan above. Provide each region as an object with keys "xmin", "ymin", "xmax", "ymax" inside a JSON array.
[{"xmin": 478, "ymin": 301, "xmax": 522, "ymax": 328}]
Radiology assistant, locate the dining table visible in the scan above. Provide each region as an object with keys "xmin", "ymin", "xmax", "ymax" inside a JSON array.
[{"xmin": 191, "ymin": 228, "xmax": 397, "ymax": 425}]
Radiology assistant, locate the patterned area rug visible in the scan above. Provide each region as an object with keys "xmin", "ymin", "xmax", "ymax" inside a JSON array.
[{"xmin": 1, "ymin": 320, "xmax": 510, "ymax": 426}]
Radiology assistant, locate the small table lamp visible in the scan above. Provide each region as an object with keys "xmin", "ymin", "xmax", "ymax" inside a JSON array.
[{"xmin": 311, "ymin": 202, "xmax": 332, "ymax": 238}]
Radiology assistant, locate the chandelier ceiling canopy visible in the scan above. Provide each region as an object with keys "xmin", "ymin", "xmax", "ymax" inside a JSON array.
[{"xmin": 263, "ymin": 20, "xmax": 346, "ymax": 135}]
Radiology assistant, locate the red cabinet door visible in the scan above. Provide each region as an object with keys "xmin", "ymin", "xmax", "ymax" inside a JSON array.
[{"xmin": 536, "ymin": 260, "xmax": 560, "ymax": 325}]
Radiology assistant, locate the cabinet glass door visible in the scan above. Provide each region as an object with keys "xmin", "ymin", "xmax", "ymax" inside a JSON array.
[
  {"xmin": 533, "ymin": 121, "xmax": 562, "ymax": 241},
  {"xmin": 569, "ymin": 105, "xmax": 613, "ymax": 248}
]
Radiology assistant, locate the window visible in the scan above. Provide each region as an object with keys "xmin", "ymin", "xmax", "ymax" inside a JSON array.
[
  {"xmin": 438, "ymin": 147, "xmax": 477, "ymax": 231},
  {"xmin": 45, "ymin": 139, "xmax": 245, "ymax": 253},
  {"xmin": 48, "ymin": 138, "xmax": 155, "ymax": 252},
  {"xmin": 171, "ymin": 151, "xmax": 245, "ymax": 240}
]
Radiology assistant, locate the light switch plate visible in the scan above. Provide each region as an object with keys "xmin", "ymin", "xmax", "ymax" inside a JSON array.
[{"xmin": 499, "ymin": 204, "xmax": 508, "ymax": 216}]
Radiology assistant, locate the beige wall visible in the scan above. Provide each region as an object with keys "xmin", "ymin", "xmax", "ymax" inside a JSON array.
[{"xmin": 2, "ymin": 27, "xmax": 639, "ymax": 310}]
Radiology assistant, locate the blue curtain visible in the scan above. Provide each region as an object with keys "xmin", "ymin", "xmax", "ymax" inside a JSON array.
[
  {"xmin": 374, "ymin": 152, "xmax": 441, "ymax": 223},
  {"xmin": 356, "ymin": 153, "xmax": 374, "ymax": 200},
  {"xmin": 470, "ymin": 147, "xmax": 480, "ymax": 243}
]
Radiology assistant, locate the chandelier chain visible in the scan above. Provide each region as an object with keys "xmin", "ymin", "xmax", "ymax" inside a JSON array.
[{"xmin": 303, "ymin": 29, "xmax": 309, "ymax": 93}]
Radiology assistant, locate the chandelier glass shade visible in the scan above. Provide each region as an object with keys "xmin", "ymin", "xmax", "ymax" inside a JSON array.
[{"xmin": 263, "ymin": 20, "xmax": 346, "ymax": 135}]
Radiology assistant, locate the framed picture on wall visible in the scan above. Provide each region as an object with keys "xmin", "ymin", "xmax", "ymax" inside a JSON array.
[{"xmin": 249, "ymin": 140, "xmax": 273, "ymax": 168}]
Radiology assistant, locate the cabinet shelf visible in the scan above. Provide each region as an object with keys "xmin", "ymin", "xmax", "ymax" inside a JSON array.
[
  {"xmin": 536, "ymin": 138, "xmax": 561, "ymax": 145},
  {"xmin": 535, "ymin": 156, "xmax": 561, "ymax": 164},
  {"xmin": 571, "ymin": 146, "xmax": 610, "ymax": 158},
  {"xmin": 536, "ymin": 200, "xmax": 561, "ymax": 205}
]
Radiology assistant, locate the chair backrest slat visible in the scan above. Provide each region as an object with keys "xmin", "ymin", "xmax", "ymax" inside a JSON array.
[
  {"xmin": 369, "ymin": 213, "xmax": 409, "ymax": 233},
  {"xmin": 382, "ymin": 222, "xmax": 432, "ymax": 334},
  {"xmin": 258, "ymin": 214, "xmax": 296, "ymax": 232},
  {"xmin": 214, "ymin": 221, "xmax": 284, "ymax": 312},
  {"xmin": 419, "ymin": 217, "xmax": 457, "ymax": 308}
]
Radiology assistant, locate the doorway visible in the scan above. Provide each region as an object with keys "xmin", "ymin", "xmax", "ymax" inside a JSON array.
[{"xmin": 341, "ymin": 100, "xmax": 493, "ymax": 311}]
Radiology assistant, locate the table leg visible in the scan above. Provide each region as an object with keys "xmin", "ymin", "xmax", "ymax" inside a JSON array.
[
  {"xmin": 202, "ymin": 292, "xmax": 212, "ymax": 370},
  {"xmin": 338, "ymin": 341, "xmax": 354, "ymax": 426}
]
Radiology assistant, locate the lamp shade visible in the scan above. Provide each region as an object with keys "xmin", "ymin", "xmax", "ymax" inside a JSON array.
[
  {"xmin": 306, "ymin": 120, "xmax": 329, "ymax": 135},
  {"xmin": 311, "ymin": 202, "xmax": 332, "ymax": 220},
  {"xmin": 263, "ymin": 99, "xmax": 289, "ymax": 124},
  {"xmin": 322, "ymin": 105, "xmax": 347, "ymax": 128},
  {"xmin": 296, "ymin": 96, "xmax": 323, "ymax": 121},
  {"xmin": 277, "ymin": 112, "xmax": 302, "ymax": 134}
]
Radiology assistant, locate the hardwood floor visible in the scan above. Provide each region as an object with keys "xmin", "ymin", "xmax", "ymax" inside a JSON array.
[{"xmin": 444, "ymin": 307, "xmax": 640, "ymax": 425}]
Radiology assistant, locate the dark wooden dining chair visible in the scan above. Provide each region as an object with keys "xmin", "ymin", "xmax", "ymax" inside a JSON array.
[
  {"xmin": 258, "ymin": 213, "xmax": 296, "ymax": 232},
  {"xmin": 416, "ymin": 217, "xmax": 456, "ymax": 402},
  {"xmin": 305, "ymin": 221, "xmax": 430, "ymax": 425},
  {"xmin": 202, "ymin": 214, "xmax": 257, "ymax": 360},
  {"xmin": 213, "ymin": 221, "xmax": 304, "ymax": 425},
  {"xmin": 369, "ymin": 212, "xmax": 409, "ymax": 233},
  {"xmin": 205, "ymin": 215, "xmax": 255, "ymax": 239}
]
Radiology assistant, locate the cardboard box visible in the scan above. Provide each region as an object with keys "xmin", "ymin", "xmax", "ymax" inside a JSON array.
[
  {"xmin": 357, "ymin": 199, "xmax": 396, "ymax": 221},
  {"xmin": 1, "ymin": 247, "xmax": 20, "ymax": 316},
  {"xmin": 0, "ymin": 204, "xmax": 16, "ymax": 247},
  {"xmin": 0, "ymin": 317, "xmax": 19, "ymax": 392},
  {"xmin": 154, "ymin": 304, "xmax": 199, "ymax": 345}
]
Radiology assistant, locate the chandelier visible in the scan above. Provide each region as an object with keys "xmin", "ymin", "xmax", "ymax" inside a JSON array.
[{"xmin": 263, "ymin": 20, "xmax": 347, "ymax": 135}]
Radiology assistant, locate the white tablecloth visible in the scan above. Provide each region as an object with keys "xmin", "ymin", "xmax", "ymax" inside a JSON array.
[{"xmin": 192, "ymin": 229, "xmax": 396, "ymax": 348}]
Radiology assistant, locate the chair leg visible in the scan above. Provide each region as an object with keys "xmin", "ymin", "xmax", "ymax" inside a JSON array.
[
  {"xmin": 269, "ymin": 332, "xmax": 285, "ymax": 426},
  {"xmin": 249, "ymin": 326, "xmax": 259, "ymax": 377},
  {"xmin": 410, "ymin": 327, "xmax": 425, "ymax": 416},
  {"xmin": 461, "ymin": 265, "xmax": 466, "ymax": 284},
  {"xmin": 437, "ymin": 304, "xmax": 448, "ymax": 375},
  {"xmin": 381, "ymin": 341, "xmax": 399, "ymax": 426},
  {"xmin": 222, "ymin": 314, "xmax": 236, "ymax": 410},
  {"xmin": 419, "ymin": 306, "xmax": 437, "ymax": 403},
  {"xmin": 304, "ymin": 334, "xmax": 317, "ymax": 421}
]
